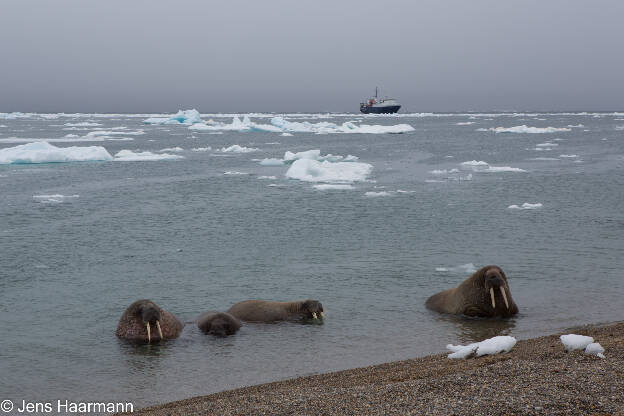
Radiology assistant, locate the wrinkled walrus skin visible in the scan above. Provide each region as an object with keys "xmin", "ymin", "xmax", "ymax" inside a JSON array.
[
  {"xmin": 196, "ymin": 311, "xmax": 241, "ymax": 336},
  {"xmin": 227, "ymin": 299, "xmax": 324, "ymax": 322},
  {"xmin": 425, "ymin": 266, "xmax": 518, "ymax": 318},
  {"xmin": 116, "ymin": 299, "xmax": 184, "ymax": 343}
]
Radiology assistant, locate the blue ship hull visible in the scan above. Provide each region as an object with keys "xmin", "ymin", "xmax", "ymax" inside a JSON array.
[{"xmin": 360, "ymin": 105, "xmax": 401, "ymax": 114}]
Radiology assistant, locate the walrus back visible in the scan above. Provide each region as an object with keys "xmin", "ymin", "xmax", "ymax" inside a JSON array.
[
  {"xmin": 425, "ymin": 288, "xmax": 459, "ymax": 314},
  {"xmin": 227, "ymin": 300, "xmax": 292, "ymax": 322}
]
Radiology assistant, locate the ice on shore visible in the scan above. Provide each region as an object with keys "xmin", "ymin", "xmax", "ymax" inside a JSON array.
[
  {"xmin": 560, "ymin": 334, "xmax": 594, "ymax": 351},
  {"xmin": 219, "ymin": 144, "xmax": 259, "ymax": 153},
  {"xmin": 461, "ymin": 160, "xmax": 526, "ymax": 173},
  {"xmin": 144, "ymin": 109, "xmax": 203, "ymax": 125},
  {"xmin": 486, "ymin": 125, "xmax": 571, "ymax": 134},
  {"xmin": 508, "ymin": 202, "xmax": 543, "ymax": 210},
  {"xmin": 113, "ymin": 150, "xmax": 184, "ymax": 162},
  {"xmin": 313, "ymin": 184, "xmax": 354, "ymax": 191},
  {"xmin": 447, "ymin": 336, "xmax": 517, "ymax": 359},
  {"xmin": 286, "ymin": 159, "xmax": 372, "ymax": 183},
  {"xmin": 584, "ymin": 342, "xmax": 605, "ymax": 358},
  {"xmin": 0, "ymin": 142, "xmax": 113, "ymax": 164},
  {"xmin": 188, "ymin": 116, "xmax": 414, "ymax": 134}
]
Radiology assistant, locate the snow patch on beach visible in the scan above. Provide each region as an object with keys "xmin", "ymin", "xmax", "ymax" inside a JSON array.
[
  {"xmin": 585, "ymin": 342, "xmax": 605, "ymax": 358},
  {"xmin": 447, "ymin": 336, "xmax": 517, "ymax": 359},
  {"xmin": 486, "ymin": 125, "xmax": 571, "ymax": 134},
  {"xmin": 0, "ymin": 142, "xmax": 113, "ymax": 164},
  {"xmin": 508, "ymin": 202, "xmax": 543, "ymax": 210},
  {"xmin": 560, "ymin": 334, "xmax": 594, "ymax": 351},
  {"xmin": 113, "ymin": 150, "xmax": 184, "ymax": 162}
]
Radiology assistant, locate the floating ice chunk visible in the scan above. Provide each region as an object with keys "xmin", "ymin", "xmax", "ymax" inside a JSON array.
[
  {"xmin": 0, "ymin": 142, "xmax": 113, "ymax": 164},
  {"xmin": 461, "ymin": 160, "xmax": 526, "ymax": 173},
  {"xmin": 286, "ymin": 159, "xmax": 372, "ymax": 183},
  {"xmin": 530, "ymin": 157, "xmax": 560, "ymax": 161},
  {"xmin": 313, "ymin": 184, "xmax": 354, "ymax": 191},
  {"xmin": 281, "ymin": 132, "xmax": 293, "ymax": 136},
  {"xmin": 223, "ymin": 171, "xmax": 249, "ymax": 175},
  {"xmin": 364, "ymin": 191, "xmax": 392, "ymax": 197},
  {"xmin": 113, "ymin": 150, "xmax": 184, "ymax": 162},
  {"xmin": 159, "ymin": 147, "xmax": 184, "ymax": 152},
  {"xmin": 219, "ymin": 144, "xmax": 259, "ymax": 153},
  {"xmin": 86, "ymin": 129, "xmax": 144, "ymax": 137},
  {"xmin": 144, "ymin": 109, "xmax": 202, "ymax": 125},
  {"xmin": 560, "ymin": 334, "xmax": 594, "ymax": 351},
  {"xmin": 0, "ymin": 124, "xmax": 7, "ymax": 128},
  {"xmin": 283, "ymin": 149, "xmax": 321, "ymax": 162},
  {"xmin": 435, "ymin": 263, "xmax": 477, "ymax": 274},
  {"xmin": 429, "ymin": 168, "xmax": 460, "ymax": 174},
  {"xmin": 64, "ymin": 122, "xmax": 102, "ymax": 127},
  {"xmin": 447, "ymin": 336, "xmax": 517, "ymax": 359},
  {"xmin": 584, "ymin": 343, "xmax": 605, "ymax": 358},
  {"xmin": 559, "ymin": 154, "xmax": 578, "ymax": 158},
  {"xmin": 508, "ymin": 202, "xmax": 543, "ymax": 210},
  {"xmin": 536, "ymin": 142, "xmax": 558, "ymax": 147},
  {"xmin": 191, "ymin": 147, "xmax": 211, "ymax": 152},
  {"xmin": 33, "ymin": 194, "xmax": 79, "ymax": 203},
  {"xmin": 487, "ymin": 125, "xmax": 571, "ymax": 133},
  {"xmin": 259, "ymin": 158, "xmax": 285, "ymax": 166},
  {"xmin": 456, "ymin": 121, "xmax": 475, "ymax": 125},
  {"xmin": 257, "ymin": 175, "xmax": 277, "ymax": 180},
  {"xmin": 615, "ymin": 125, "xmax": 624, "ymax": 131},
  {"xmin": 567, "ymin": 124, "xmax": 584, "ymax": 128}
]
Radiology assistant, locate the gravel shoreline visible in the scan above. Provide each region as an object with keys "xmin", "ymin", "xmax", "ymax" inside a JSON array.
[{"xmin": 125, "ymin": 321, "xmax": 624, "ymax": 415}]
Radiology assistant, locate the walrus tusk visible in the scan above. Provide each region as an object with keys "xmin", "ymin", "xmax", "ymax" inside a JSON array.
[
  {"xmin": 489, "ymin": 288, "xmax": 496, "ymax": 309},
  {"xmin": 156, "ymin": 320, "xmax": 163, "ymax": 339},
  {"xmin": 500, "ymin": 287, "xmax": 509, "ymax": 309},
  {"xmin": 146, "ymin": 322, "xmax": 151, "ymax": 343},
  {"xmin": 312, "ymin": 312, "xmax": 317, "ymax": 319}
]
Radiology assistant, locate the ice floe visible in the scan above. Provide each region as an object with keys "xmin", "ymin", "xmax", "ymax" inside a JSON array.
[
  {"xmin": 223, "ymin": 171, "xmax": 249, "ymax": 175},
  {"xmin": 485, "ymin": 125, "xmax": 571, "ymax": 134},
  {"xmin": 259, "ymin": 158, "xmax": 285, "ymax": 166},
  {"xmin": 435, "ymin": 263, "xmax": 477, "ymax": 274},
  {"xmin": 159, "ymin": 147, "xmax": 184, "ymax": 152},
  {"xmin": 33, "ymin": 194, "xmax": 79, "ymax": 203},
  {"xmin": 567, "ymin": 124, "xmax": 584, "ymax": 128},
  {"xmin": 143, "ymin": 109, "xmax": 203, "ymax": 125},
  {"xmin": 0, "ymin": 142, "xmax": 113, "ymax": 164},
  {"xmin": 447, "ymin": 336, "xmax": 517, "ymax": 359},
  {"xmin": 257, "ymin": 175, "xmax": 277, "ymax": 180},
  {"xmin": 560, "ymin": 334, "xmax": 594, "ymax": 351},
  {"xmin": 508, "ymin": 203, "xmax": 543, "ymax": 210},
  {"xmin": 219, "ymin": 144, "xmax": 259, "ymax": 153},
  {"xmin": 584, "ymin": 342, "xmax": 605, "ymax": 358},
  {"xmin": 286, "ymin": 159, "xmax": 372, "ymax": 183},
  {"xmin": 559, "ymin": 154, "xmax": 578, "ymax": 158},
  {"xmin": 364, "ymin": 191, "xmax": 393, "ymax": 197},
  {"xmin": 461, "ymin": 160, "xmax": 526, "ymax": 173},
  {"xmin": 64, "ymin": 122, "xmax": 102, "ymax": 127},
  {"xmin": 113, "ymin": 150, "xmax": 184, "ymax": 162},
  {"xmin": 188, "ymin": 116, "xmax": 414, "ymax": 134},
  {"xmin": 456, "ymin": 121, "xmax": 475, "ymax": 125},
  {"xmin": 191, "ymin": 147, "xmax": 211, "ymax": 152},
  {"xmin": 313, "ymin": 184, "xmax": 354, "ymax": 191}
]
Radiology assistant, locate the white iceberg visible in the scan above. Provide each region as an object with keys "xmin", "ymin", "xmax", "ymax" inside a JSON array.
[
  {"xmin": 219, "ymin": 144, "xmax": 259, "ymax": 153},
  {"xmin": 486, "ymin": 125, "xmax": 571, "ymax": 133},
  {"xmin": 560, "ymin": 334, "xmax": 594, "ymax": 351},
  {"xmin": 113, "ymin": 150, "xmax": 184, "ymax": 162},
  {"xmin": 144, "ymin": 109, "xmax": 203, "ymax": 125},
  {"xmin": 0, "ymin": 142, "xmax": 113, "ymax": 164},
  {"xmin": 584, "ymin": 342, "xmax": 605, "ymax": 358},
  {"xmin": 508, "ymin": 203, "xmax": 543, "ymax": 210},
  {"xmin": 286, "ymin": 159, "xmax": 372, "ymax": 183},
  {"xmin": 447, "ymin": 336, "xmax": 517, "ymax": 359}
]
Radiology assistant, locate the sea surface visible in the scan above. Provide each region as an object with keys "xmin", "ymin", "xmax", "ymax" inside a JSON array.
[{"xmin": 1, "ymin": 111, "xmax": 623, "ymax": 409}]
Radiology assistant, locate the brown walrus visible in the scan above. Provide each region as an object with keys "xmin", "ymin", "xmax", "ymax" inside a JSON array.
[
  {"xmin": 425, "ymin": 265, "xmax": 518, "ymax": 318},
  {"xmin": 195, "ymin": 311, "xmax": 241, "ymax": 336},
  {"xmin": 227, "ymin": 299, "xmax": 324, "ymax": 323},
  {"xmin": 116, "ymin": 299, "xmax": 184, "ymax": 343}
]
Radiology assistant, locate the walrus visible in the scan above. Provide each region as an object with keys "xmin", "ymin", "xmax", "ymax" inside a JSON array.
[
  {"xmin": 425, "ymin": 265, "xmax": 518, "ymax": 318},
  {"xmin": 195, "ymin": 311, "xmax": 241, "ymax": 336},
  {"xmin": 227, "ymin": 299, "xmax": 325, "ymax": 322},
  {"xmin": 116, "ymin": 299, "xmax": 184, "ymax": 343}
]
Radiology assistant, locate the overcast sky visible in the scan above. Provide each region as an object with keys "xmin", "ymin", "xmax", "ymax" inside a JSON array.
[{"xmin": 1, "ymin": 0, "xmax": 623, "ymax": 113}]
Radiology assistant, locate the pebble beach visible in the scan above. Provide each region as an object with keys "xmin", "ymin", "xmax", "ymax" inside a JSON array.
[{"xmin": 126, "ymin": 321, "xmax": 624, "ymax": 416}]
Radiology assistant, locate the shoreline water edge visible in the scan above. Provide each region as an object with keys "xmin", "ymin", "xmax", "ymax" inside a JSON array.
[{"xmin": 123, "ymin": 321, "xmax": 624, "ymax": 416}]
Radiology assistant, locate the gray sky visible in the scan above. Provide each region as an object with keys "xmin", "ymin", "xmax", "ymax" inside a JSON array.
[{"xmin": 2, "ymin": 0, "xmax": 623, "ymax": 112}]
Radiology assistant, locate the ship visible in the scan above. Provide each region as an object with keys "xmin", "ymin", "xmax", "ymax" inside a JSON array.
[{"xmin": 359, "ymin": 87, "xmax": 401, "ymax": 114}]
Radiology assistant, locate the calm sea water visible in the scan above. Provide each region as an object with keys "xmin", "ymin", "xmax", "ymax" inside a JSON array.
[{"xmin": 1, "ymin": 112, "xmax": 623, "ymax": 409}]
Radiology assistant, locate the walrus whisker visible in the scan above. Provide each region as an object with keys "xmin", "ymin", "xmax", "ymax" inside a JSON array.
[
  {"xmin": 156, "ymin": 320, "xmax": 163, "ymax": 339},
  {"xmin": 489, "ymin": 288, "xmax": 496, "ymax": 309},
  {"xmin": 146, "ymin": 322, "xmax": 151, "ymax": 343},
  {"xmin": 500, "ymin": 287, "xmax": 509, "ymax": 309}
]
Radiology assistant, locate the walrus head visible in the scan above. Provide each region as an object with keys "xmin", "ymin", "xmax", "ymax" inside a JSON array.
[
  {"xmin": 198, "ymin": 313, "xmax": 241, "ymax": 337},
  {"xmin": 301, "ymin": 300, "xmax": 325, "ymax": 320},
  {"xmin": 134, "ymin": 300, "xmax": 164, "ymax": 343},
  {"xmin": 481, "ymin": 267, "xmax": 512, "ymax": 312}
]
